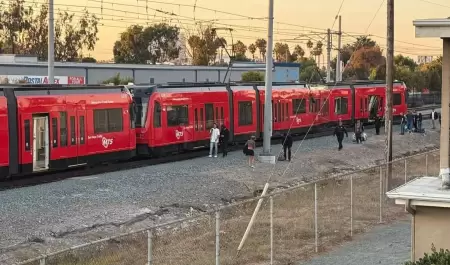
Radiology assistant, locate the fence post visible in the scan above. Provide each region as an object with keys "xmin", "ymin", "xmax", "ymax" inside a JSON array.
[
  {"xmin": 40, "ymin": 257, "xmax": 46, "ymax": 265},
  {"xmin": 350, "ymin": 175, "xmax": 353, "ymax": 238},
  {"xmin": 314, "ymin": 183, "xmax": 318, "ymax": 253},
  {"xmin": 147, "ymin": 230, "xmax": 152, "ymax": 265},
  {"xmin": 215, "ymin": 211, "xmax": 220, "ymax": 265},
  {"xmin": 379, "ymin": 166, "xmax": 383, "ymax": 224},
  {"xmin": 270, "ymin": 196, "xmax": 274, "ymax": 265},
  {"xmin": 404, "ymin": 158, "xmax": 407, "ymax": 183},
  {"xmin": 425, "ymin": 154, "xmax": 428, "ymax": 176}
]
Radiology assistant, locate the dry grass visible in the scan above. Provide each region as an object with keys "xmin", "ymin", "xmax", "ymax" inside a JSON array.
[{"xmin": 28, "ymin": 151, "xmax": 439, "ymax": 265}]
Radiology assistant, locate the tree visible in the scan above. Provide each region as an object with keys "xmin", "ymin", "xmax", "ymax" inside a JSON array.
[
  {"xmin": 102, "ymin": 73, "xmax": 134, "ymax": 85},
  {"xmin": 273, "ymin": 42, "xmax": 291, "ymax": 62},
  {"xmin": 232, "ymin": 40, "xmax": 247, "ymax": 57},
  {"xmin": 346, "ymin": 45, "xmax": 385, "ymax": 79},
  {"xmin": 395, "ymin": 54, "xmax": 417, "ymax": 71},
  {"xmin": 299, "ymin": 57, "xmax": 323, "ymax": 82},
  {"xmin": 404, "ymin": 245, "xmax": 450, "ymax": 265},
  {"xmin": 248, "ymin": 44, "xmax": 257, "ymax": 60},
  {"xmin": 0, "ymin": 0, "xmax": 99, "ymax": 61},
  {"xmin": 187, "ymin": 24, "xmax": 224, "ymax": 65},
  {"xmin": 241, "ymin": 71, "xmax": 264, "ymax": 82},
  {"xmin": 255, "ymin": 38, "xmax": 267, "ymax": 61},
  {"xmin": 113, "ymin": 23, "xmax": 179, "ymax": 64},
  {"xmin": 293, "ymin": 45, "xmax": 305, "ymax": 59},
  {"xmin": 81, "ymin": 57, "xmax": 97, "ymax": 63}
]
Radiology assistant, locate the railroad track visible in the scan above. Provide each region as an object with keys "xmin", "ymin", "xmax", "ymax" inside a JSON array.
[{"xmin": 0, "ymin": 107, "xmax": 438, "ymax": 190}]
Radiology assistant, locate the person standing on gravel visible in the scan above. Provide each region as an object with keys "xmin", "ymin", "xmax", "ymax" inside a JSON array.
[
  {"xmin": 209, "ymin": 123, "xmax": 220, "ymax": 158},
  {"xmin": 430, "ymin": 109, "xmax": 438, "ymax": 129},
  {"xmin": 282, "ymin": 132, "xmax": 293, "ymax": 162},
  {"xmin": 374, "ymin": 116, "xmax": 381, "ymax": 135},
  {"xmin": 245, "ymin": 136, "xmax": 256, "ymax": 168},
  {"xmin": 220, "ymin": 124, "xmax": 230, "ymax": 157},
  {"xmin": 333, "ymin": 119, "xmax": 348, "ymax": 151}
]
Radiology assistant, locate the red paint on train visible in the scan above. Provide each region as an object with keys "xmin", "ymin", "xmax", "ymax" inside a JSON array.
[{"xmin": 0, "ymin": 95, "xmax": 9, "ymax": 172}]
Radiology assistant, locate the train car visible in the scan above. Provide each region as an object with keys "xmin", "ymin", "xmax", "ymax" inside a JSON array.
[
  {"xmin": 132, "ymin": 83, "xmax": 234, "ymax": 156},
  {"xmin": 0, "ymin": 84, "xmax": 135, "ymax": 179},
  {"xmin": 0, "ymin": 89, "xmax": 9, "ymax": 178}
]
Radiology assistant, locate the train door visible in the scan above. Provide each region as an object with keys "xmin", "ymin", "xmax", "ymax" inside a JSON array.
[
  {"xmin": 193, "ymin": 105, "xmax": 205, "ymax": 141},
  {"xmin": 32, "ymin": 115, "xmax": 49, "ymax": 172},
  {"xmin": 77, "ymin": 110, "xmax": 87, "ymax": 165},
  {"xmin": 359, "ymin": 94, "xmax": 369, "ymax": 119}
]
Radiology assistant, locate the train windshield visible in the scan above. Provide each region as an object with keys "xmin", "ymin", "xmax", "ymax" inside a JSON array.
[{"xmin": 133, "ymin": 97, "xmax": 149, "ymax": 128}]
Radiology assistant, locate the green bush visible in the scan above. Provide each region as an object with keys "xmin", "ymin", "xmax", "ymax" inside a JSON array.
[
  {"xmin": 241, "ymin": 71, "xmax": 264, "ymax": 82},
  {"xmin": 405, "ymin": 245, "xmax": 450, "ymax": 265},
  {"xmin": 102, "ymin": 73, "xmax": 134, "ymax": 85}
]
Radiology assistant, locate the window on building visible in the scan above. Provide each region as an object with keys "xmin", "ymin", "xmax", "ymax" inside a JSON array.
[
  {"xmin": 167, "ymin": 105, "xmax": 189, "ymax": 127},
  {"xmin": 153, "ymin": 101, "xmax": 161, "ymax": 128},
  {"xmin": 334, "ymin": 97, "xmax": 349, "ymax": 114},
  {"xmin": 94, "ymin": 108, "xmax": 123, "ymax": 134},
  {"xmin": 60, "ymin": 112, "xmax": 68, "ymax": 147},
  {"xmin": 238, "ymin": 101, "xmax": 253, "ymax": 126},
  {"xmin": 205, "ymin": 103, "xmax": 214, "ymax": 129},
  {"xmin": 292, "ymin": 99, "xmax": 306, "ymax": 114},
  {"xmin": 393, "ymin": 93, "xmax": 402, "ymax": 105},
  {"xmin": 52, "ymin": 117, "xmax": 58, "ymax": 148}
]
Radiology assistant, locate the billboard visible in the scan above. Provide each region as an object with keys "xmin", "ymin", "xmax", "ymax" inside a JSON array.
[{"xmin": 0, "ymin": 75, "xmax": 85, "ymax": 84}]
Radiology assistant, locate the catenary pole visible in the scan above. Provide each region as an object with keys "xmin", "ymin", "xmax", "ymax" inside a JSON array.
[
  {"xmin": 385, "ymin": 0, "xmax": 394, "ymax": 191},
  {"xmin": 326, "ymin": 28, "xmax": 331, "ymax": 82},
  {"xmin": 48, "ymin": 0, "xmax": 55, "ymax": 84},
  {"xmin": 262, "ymin": 0, "xmax": 274, "ymax": 155},
  {"xmin": 336, "ymin": 16, "xmax": 342, "ymax": 81}
]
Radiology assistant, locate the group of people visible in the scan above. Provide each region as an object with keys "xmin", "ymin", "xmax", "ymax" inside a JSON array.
[
  {"xmin": 400, "ymin": 110, "xmax": 424, "ymax": 134},
  {"xmin": 208, "ymin": 123, "xmax": 229, "ymax": 158}
]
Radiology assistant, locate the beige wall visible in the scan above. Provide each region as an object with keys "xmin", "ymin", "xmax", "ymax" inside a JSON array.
[{"xmin": 414, "ymin": 206, "xmax": 450, "ymax": 260}]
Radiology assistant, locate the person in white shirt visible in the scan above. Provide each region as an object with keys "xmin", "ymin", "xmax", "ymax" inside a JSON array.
[
  {"xmin": 431, "ymin": 109, "xmax": 438, "ymax": 129},
  {"xmin": 209, "ymin": 123, "xmax": 220, "ymax": 158}
]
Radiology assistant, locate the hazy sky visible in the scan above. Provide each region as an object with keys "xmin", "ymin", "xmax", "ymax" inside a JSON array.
[{"xmin": 51, "ymin": 0, "xmax": 449, "ymax": 60}]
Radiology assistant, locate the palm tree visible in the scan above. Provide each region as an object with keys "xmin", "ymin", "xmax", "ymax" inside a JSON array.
[
  {"xmin": 255, "ymin": 38, "xmax": 267, "ymax": 61},
  {"xmin": 248, "ymin": 43, "xmax": 257, "ymax": 60},
  {"xmin": 294, "ymin": 45, "xmax": 305, "ymax": 59}
]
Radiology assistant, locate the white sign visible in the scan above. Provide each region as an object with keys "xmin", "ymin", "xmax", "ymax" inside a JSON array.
[
  {"xmin": 175, "ymin": 130, "xmax": 183, "ymax": 140},
  {"xmin": 0, "ymin": 75, "xmax": 85, "ymax": 84}
]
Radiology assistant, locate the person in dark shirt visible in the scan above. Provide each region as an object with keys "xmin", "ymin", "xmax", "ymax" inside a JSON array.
[
  {"xmin": 354, "ymin": 120, "xmax": 364, "ymax": 144},
  {"xmin": 220, "ymin": 124, "xmax": 230, "ymax": 157},
  {"xmin": 374, "ymin": 116, "xmax": 381, "ymax": 135},
  {"xmin": 333, "ymin": 119, "xmax": 348, "ymax": 151},
  {"xmin": 282, "ymin": 133, "xmax": 293, "ymax": 162}
]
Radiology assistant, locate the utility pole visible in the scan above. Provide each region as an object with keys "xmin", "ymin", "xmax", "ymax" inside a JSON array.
[
  {"xmin": 336, "ymin": 16, "xmax": 342, "ymax": 82},
  {"xmin": 261, "ymin": 0, "xmax": 275, "ymax": 163},
  {"xmin": 48, "ymin": 0, "xmax": 55, "ymax": 84},
  {"xmin": 326, "ymin": 28, "xmax": 331, "ymax": 82},
  {"xmin": 385, "ymin": 0, "xmax": 394, "ymax": 191}
]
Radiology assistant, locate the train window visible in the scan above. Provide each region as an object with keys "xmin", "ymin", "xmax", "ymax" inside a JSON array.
[
  {"xmin": 292, "ymin": 99, "xmax": 306, "ymax": 114},
  {"xmin": 167, "ymin": 105, "xmax": 189, "ymax": 127},
  {"xmin": 322, "ymin": 99, "xmax": 329, "ymax": 115},
  {"xmin": 52, "ymin": 117, "xmax": 58, "ymax": 148},
  {"xmin": 153, "ymin": 101, "xmax": 161, "ymax": 128},
  {"xmin": 220, "ymin": 107, "xmax": 224, "ymax": 123},
  {"xmin": 315, "ymin": 99, "xmax": 321, "ymax": 113},
  {"xmin": 24, "ymin": 119, "xmax": 30, "ymax": 151},
  {"xmin": 285, "ymin": 103, "xmax": 289, "ymax": 121},
  {"xmin": 194, "ymin": 108, "xmax": 198, "ymax": 131},
  {"xmin": 60, "ymin": 112, "xmax": 68, "ymax": 147},
  {"xmin": 334, "ymin": 97, "xmax": 349, "ymax": 114},
  {"xmin": 79, "ymin": 116, "xmax": 85, "ymax": 145},
  {"xmin": 200, "ymin": 108, "xmax": 204, "ymax": 130},
  {"xmin": 277, "ymin": 103, "xmax": 281, "ymax": 123},
  {"xmin": 309, "ymin": 98, "xmax": 319, "ymax": 112},
  {"xmin": 70, "ymin": 116, "xmax": 76, "ymax": 145},
  {"xmin": 205, "ymin": 104, "xmax": 214, "ymax": 129},
  {"xmin": 94, "ymin": 108, "xmax": 123, "ymax": 133},
  {"xmin": 393, "ymin": 93, "xmax": 402, "ymax": 105},
  {"xmin": 129, "ymin": 103, "xmax": 136, "ymax": 129},
  {"xmin": 238, "ymin": 101, "xmax": 253, "ymax": 126},
  {"xmin": 134, "ymin": 97, "xmax": 149, "ymax": 128}
]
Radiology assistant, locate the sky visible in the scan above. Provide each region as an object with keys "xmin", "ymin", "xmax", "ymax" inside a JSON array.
[{"xmin": 48, "ymin": 0, "xmax": 449, "ymax": 61}]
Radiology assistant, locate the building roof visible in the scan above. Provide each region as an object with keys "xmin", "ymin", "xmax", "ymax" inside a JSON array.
[
  {"xmin": 413, "ymin": 18, "xmax": 450, "ymax": 38},
  {"xmin": 386, "ymin": 177, "xmax": 450, "ymax": 208}
]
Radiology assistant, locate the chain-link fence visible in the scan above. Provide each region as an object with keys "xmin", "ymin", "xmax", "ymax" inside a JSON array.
[
  {"xmin": 408, "ymin": 92, "xmax": 441, "ymax": 107},
  {"xmin": 18, "ymin": 149, "xmax": 440, "ymax": 265}
]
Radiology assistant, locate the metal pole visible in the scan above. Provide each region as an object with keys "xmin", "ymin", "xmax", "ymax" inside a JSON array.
[
  {"xmin": 215, "ymin": 211, "xmax": 220, "ymax": 265},
  {"xmin": 350, "ymin": 175, "xmax": 353, "ymax": 237},
  {"xmin": 314, "ymin": 183, "xmax": 318, "ymax": 253},
  {"xmin": 262, "ymin": 0, "xmax": 274, "ymax": 155},
  {"xmin": 336, "ymin": 16, "xmax": 342, "ymax": 82},
  {"xmin": 326, "ymin": 28, "xmax": 331, "ymax": 82},
  {"xmin": 147, "ymin": 230, "xmax": 152, "ymax": 265},
  {"xmin": 270, "ymin": 196, "xmax": 274, "ymax": 265},
  {"xmin": 385, "ymin": 0, "xmax": 394, "ymax": 191},
  {"xmin": 379, "ymin": 166, "xmax": 383, "ymax": 223},
  {"xmin": 40, "ymin": 258, "xmax": 46, "ymax": 265},
  {"xmin": 425, "ymin": 154, "xmax": 428, "ymax": 176},
  {"xmin": 48, "ymin": 0, "xmax": 55, "ymax": 84}
]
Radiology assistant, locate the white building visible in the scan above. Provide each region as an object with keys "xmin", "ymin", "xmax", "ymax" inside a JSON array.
[{"xmin": 417, "ymin": 55, "xmax": 434, "ymax": 64}]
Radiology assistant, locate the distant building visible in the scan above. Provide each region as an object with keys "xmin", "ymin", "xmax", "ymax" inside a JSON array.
[{"xmin": 417, "ymin": 55, "xmax": 434, "ymax": 64}]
